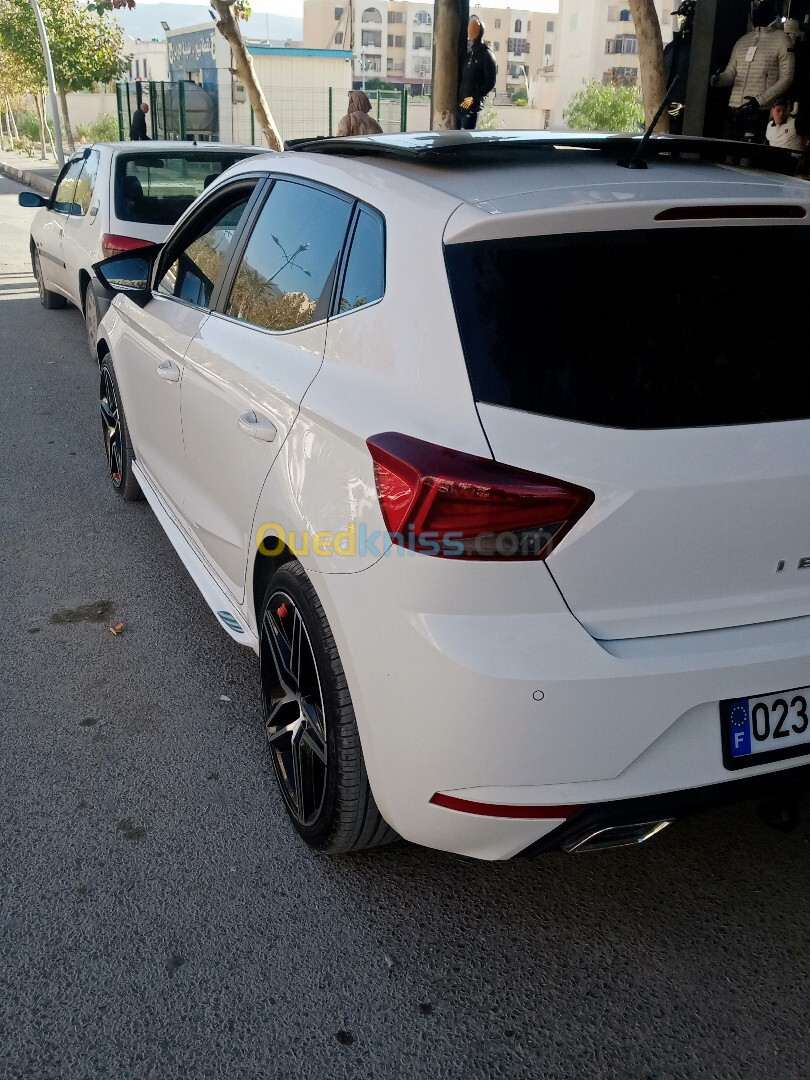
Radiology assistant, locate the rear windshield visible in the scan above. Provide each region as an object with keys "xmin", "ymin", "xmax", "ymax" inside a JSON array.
[
  {"xmin": 446, "ymin": 227, "xmax": 810, "ymax": 429},
  {"xmin": 115, "ymin": 152, "xmax": 254, "ymax": 226}
]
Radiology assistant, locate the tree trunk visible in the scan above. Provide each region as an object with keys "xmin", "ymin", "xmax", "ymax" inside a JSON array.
[
  {"xmin": 40, "ymin": 93, "xmax": 57, "ymax": 158},
  {"xmin": 211, "ymin": 0, "xmax": 283, "ymax": 151},
  {"xmin": 7, "ymin": 97, "xmax": 19, "ymax": 139},
  {"xmin": 431, "ymin": 0, "xmax": 461, "ymax": 130},
  {"xmin": 34, "ymin": 92, "xmax": 47, "ymax": 159},
  {"xmin": 0, "ymin": 107, "xmax": 9, "ymax": 151},
  {"xmin": 58, "ymin": 87, "xmax": 75, "ymax": 152},
  {"xmin": 628, "ymin": 0, "xmax": 669, "ymax": 131}
]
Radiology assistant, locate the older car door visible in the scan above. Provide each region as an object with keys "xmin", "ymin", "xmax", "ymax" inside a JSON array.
[
  {"xmin": 179, "ymin": 177, "xmax": 355, "ymax": 602},
  {"xmin": 36, "ymin": 155, "xmax": 84, "ymax": 297}
]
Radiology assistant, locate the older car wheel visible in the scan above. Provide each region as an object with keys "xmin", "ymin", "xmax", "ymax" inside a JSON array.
[
  {"xmin": 260, "ymin": 561, "xmax": 397, "ymax": 853},
  {"xmin": 33, "ymin": 249, "xmax": 67, "ymax": 310},
  {"xmin": 84, "ymin": 281, "xmax": 99, "ymax": 358}
]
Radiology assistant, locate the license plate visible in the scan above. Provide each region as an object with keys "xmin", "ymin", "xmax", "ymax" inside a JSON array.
[{"xmin": 721, "ymin": 685, "xmax": 810, "ymax": 770}]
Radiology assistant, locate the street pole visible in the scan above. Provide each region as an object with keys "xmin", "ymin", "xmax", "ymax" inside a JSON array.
[
  {"xmin": 29, "ymin": 0, "xmax": 65, "ymax": 166},
  {"xmin": 361, "ymin": 47, "xmax": 366, "ymax": 89}
]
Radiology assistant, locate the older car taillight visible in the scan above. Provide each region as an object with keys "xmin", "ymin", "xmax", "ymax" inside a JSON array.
[
  {"xmin": 101, "ymin": 233, "xmax": 152, "ymax": 259},
  {"xmin": 366, "ymin": 432, "xmax": 594, "ymax": 560}
]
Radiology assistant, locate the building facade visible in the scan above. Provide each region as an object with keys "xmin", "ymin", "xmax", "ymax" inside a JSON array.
[
  {"xmin": 125, "ymin": 36, "xmax": 170, "ymax": 83},
  {"xmin": 554, "ymin": 0, "xmax": 674, "ymax": 125},
  {"xmin": 303, "ymin": 0, "xmax": 558, "ymax": 98}
]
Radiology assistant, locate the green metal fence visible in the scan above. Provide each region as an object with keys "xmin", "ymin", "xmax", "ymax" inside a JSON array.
[{"xmin": 116, "ymin": 81, "xmax": 188, "ymax": 141}]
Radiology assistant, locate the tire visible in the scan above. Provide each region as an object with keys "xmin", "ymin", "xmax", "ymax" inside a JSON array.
[
  {"xmin": 83, "ymin": 280, "xmax": 99, "ymax": 359},
  {"xmin": 99, "ymin": 353, "xmax": 141, "ymax": 501},
  {"xmin": 33, "ymin": 249, "xmax": 67, "ymax": 310},
  {"xmin": 260, "ymin": 560, "xmax": 397, "ymax": 853}
]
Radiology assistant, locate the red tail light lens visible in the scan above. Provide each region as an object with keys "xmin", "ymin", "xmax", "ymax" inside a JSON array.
[
  {"xmin": 101, "ymin": 233, "xmax": 152, "ymax": 259},
  {"xmin": 366, "ymin": 432, "xmax": 594, "ymax": 560}
]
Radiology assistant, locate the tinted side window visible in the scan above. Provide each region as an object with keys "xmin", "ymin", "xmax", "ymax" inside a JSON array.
[
  {"xmin": 75, "ymin": 151, "xmax": 101, "ymax": 216},
  {"xmin": 53, "ymin": 159, "xmax": 84, "ymax": 214},
  {"xmin": 339, "ymin": 209, "xmax": 384, "ymax": 313},
  {"xmin": 157, "ymin": 194, "xmax": 253, "ymax": 309},
  {"xmin": 226, "ymin": 180, "xmax": 353, "ymax": 333}
]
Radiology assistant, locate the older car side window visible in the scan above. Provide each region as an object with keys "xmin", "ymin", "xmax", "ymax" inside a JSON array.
[
  {"xmin": 74, "ymin": 150, "xmax": 101, "ymax": 216},
  {"xmin": 52, "ymin": 158, "xmax": 84, "ymax": 215},
  {"xmin": 156, "ymin": 194, "xmax": 252, "ymax": 308},
  {"xmin": 225, "ymin": 180, "xmax": 353, "ymax": 333},
  {"xmin": 338, "ymin": 209, "xmax": 385, "ymax": 313}
]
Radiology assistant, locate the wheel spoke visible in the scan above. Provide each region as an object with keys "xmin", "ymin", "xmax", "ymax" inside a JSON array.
[
  {"xmin": 262, "ymin": 606, "xmax": 298, "ymax": 698},
  {"xmin": 301, "ymin": 721, "xmax": 326, "ymax": 765}
]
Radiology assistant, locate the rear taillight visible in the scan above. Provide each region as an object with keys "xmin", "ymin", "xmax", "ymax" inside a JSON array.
[
  {"xmin": 366, "ymin": 432, "xmax": 594, "ymax": 561},
  {"xmin": 101, "ymin": 233, "xmax": 152, "ymax": 259}
]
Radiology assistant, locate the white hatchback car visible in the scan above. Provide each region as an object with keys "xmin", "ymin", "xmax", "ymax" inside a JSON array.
[
  {"xmin": 93, "ymin": 131, "xmax": 810, "ymax": 860},
  {"xmin": 19, "ymin": 141, "xmax": 266, "ymax": 351}
]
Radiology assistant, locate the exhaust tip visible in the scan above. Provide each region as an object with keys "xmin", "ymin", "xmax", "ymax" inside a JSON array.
[{"xmin": 563, "ymin": 818, "xmax": 674, "ymax": 854}]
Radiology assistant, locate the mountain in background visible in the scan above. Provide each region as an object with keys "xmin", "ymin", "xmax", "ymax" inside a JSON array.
[{"xmin": 117, "ymin": 5, "xmax": 303, "ymax": 44}]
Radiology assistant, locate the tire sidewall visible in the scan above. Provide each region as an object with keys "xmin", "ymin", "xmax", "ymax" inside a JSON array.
[
  {"xmin": 100, "ymin": 353, "xmax": 140, "ymax": 501},
  {"xmin": 261, "ymin": 564, "xmax": 343, "ymax": 849}
]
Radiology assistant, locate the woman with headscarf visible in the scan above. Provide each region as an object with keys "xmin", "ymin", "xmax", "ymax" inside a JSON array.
[{"xmin": 336, "ymin": 91, "xmax": 384, "ymax": 137}]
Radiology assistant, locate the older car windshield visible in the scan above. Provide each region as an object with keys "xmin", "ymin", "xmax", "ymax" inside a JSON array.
[
  {"xmin": 115, "ymin": 153, "xmax": 253, "ymax": 226},
  {"xmin": 446, "ymin": 226, "xmax": 810, "ymax": 429}
]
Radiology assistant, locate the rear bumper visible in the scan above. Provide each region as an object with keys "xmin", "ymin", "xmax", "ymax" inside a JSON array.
[
  {"xmin": 309, "ymin": 552, "xmax": 810, "ymax": 860},
  {"xmin": 520, "ymin": 762, "xmax": 810, "ymax": 856}
]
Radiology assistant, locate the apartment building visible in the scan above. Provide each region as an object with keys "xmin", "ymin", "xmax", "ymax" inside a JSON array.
[
  {"xmin": 554, "ymin": 0, "xmax": 674, "ymax": 125},
  {"xmin": 303, "ymin": 0, "xmax": 558, "ymax": 98}
]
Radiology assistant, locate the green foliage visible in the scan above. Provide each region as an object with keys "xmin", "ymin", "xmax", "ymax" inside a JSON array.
[
  {"xmin": 363, "ymin": 78, "xmax": 397, "ymax": 93},
  {"xmin": 477, "ymin": 106, "xmax": 501, "ymax": 131},
  {"xmin": 15, "ymin": 133, "xmax": 35, "ymax": 155},
  {"xmin": 511, "ymin": 87, "xmax": 528, "ymax": 106},
  {"xmin": 0, "ymin": 0, "xmax": 126, "ymax": 93},
  {"xmin": 15, "ymin": 108, "xmax": 51, "ymax": 140},
  {"xmin": 563, "ymin": 81, "xmax": 644, "ymax": 133},
  {"xmin": 75, "ymin": 111, "xmax": 118, "ymax": 141}
]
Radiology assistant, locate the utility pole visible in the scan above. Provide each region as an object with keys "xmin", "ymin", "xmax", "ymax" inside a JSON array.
[{"xmin": 29, "ymin": 0, "xmax": 64, "ymax": 166}]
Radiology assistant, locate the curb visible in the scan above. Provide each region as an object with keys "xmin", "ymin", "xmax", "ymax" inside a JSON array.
[{"xmin": 0, "ymin": 160, "xmax": 56, "ymax": 197}]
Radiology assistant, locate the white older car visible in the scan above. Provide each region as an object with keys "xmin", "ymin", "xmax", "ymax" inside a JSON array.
[
  {"xmin": 19, "ymin": 141, "xmax": 267, "ymax": 351},
  {"xmin": 93, "ymin": 131, "xmax": 810, "ymax": 860}
]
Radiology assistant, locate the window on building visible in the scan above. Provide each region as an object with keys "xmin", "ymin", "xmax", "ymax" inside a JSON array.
[
  {"xmin": 546, "ymin": 20, "xmax": 554, "ymax": 32},
  {"xmin": 335, "ymin": 5, "xmax": 343, "ymax": 17},
  {"xmin": 527, "ymin": 20, "xmax": 531, "ymax": 31},
  {"xmin": 335, "ymin": 31, "xmax": 344, "ymax": 43},
  {"xmin": 362, "ymin": 6, "xmax": 381, "ymax": 22},
  {"xmin": 413, "ymin": 57, "xmax": 431, "ymax": 76},
  {"xmin": 413, "ymin": 31, "xmax": 431, "ymax": 49},
  {"xmin": 493, "ymin": 40, "xmax": 500, "ymax": 51},
  {"xmin": 508, "ymin": 37, "xmax": 529, "ymax": 55},
  {"xmin": 339, "ymin": 210, "xmax": 385, "ymax": 314},
  {"xmin": 226, "ymin": 182, "xmax": 353, "ymax": 333},
  {"xmin": 363, "ymin": 54, "xmax": 381, "ymax": 70},
  {"xmin": 608, "ymin": 6, "xmax": 619, "ymax": 19},
  {"xmin": 362, "ymin": 29, "xmax": 382, "ymax": 46},
  {"xmin": 514, "ymin": 18, "xmax": 522, "ymax": 31},
  {"xmin": 494, "ymin": 17, "xmax": 501, "ymax": 27},
  {"xmin": 134, "ymin": 58, "xmax": 140, "ymax": 78},
  {"xmin": 387, "ymin": 57, "xmax": 393, "ymax": 69},
  {"xmin": 395, "ymin": 34, "xmax": 405, "ymax": 46},
  {"xmin": 620, "ymin": 8, "xmax": 631, "ymax": 19},
  {"xmin": 388, "ymin": 10, "xmax": 403, "ymax": 21},
  {"xmin": 544, "ymin": 43, "xmax": 553, "ymax": 61},
  {"xmin": 414, "ymin": 9, "xmax": 432, "ymax": 23}
]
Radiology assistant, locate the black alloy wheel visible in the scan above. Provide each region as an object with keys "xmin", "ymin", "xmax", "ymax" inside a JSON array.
[
  {"xmin": 99, "ymin": 356, "xmax": 141, "ymax": 501},
  {"xmin": 260, "ymin": 562, "xmax": 396, "ymax": 852}
]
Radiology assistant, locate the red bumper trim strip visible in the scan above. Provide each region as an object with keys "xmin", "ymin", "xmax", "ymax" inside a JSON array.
[{"xmin": 430, "ymin": 792, "xmax": 583, "ymax": 820}]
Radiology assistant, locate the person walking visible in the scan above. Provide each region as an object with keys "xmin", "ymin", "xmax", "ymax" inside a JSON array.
[
  {"xmin": 458, "ymin": 16, "xmax": 497, "ymax": 130},
  {"xmin": 336, "ymin": 91, "xmax": 383, "ymax": 137},
  {"xmin": 129, "ymin": 102, "xmax": 150, "ymax": 141}
]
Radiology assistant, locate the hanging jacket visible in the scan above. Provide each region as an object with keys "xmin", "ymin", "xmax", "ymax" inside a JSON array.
[
  {"xmin": 459, "ymin": 39, "xmax": 497, "ymax": 111},
  {"xmin": 715, "ymin": 26, "xmax": 794, "ymax": 109},
  {"xmin": 336, "ymin": 91, "xmax": 384, "ymax": 137}
]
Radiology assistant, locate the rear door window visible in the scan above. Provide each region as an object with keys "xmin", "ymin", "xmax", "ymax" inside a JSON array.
[
  {"xmin": 225, "ymin": 179, "xmax": 353, "ymax": 332},
  {"xmin": 115, "ymin": 153, "xmax": 254, "ymax": 226},
  {"xmin": 446, "ymin": 227, "xmax": 810, "ymax": 429}
]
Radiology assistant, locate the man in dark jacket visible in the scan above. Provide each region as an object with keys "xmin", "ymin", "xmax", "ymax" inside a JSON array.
[
  {"xmin": 129, "ymin": 102, "xmax": 150, "ymax": 140},
  {"xmin": 458, "ymin": 16, "xmax": 497, "ymax": 129}
]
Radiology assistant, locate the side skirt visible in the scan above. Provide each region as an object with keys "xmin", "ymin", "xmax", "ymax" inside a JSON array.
[{"xmin": 132, "ymin": 461, "xmax": 259, "ymax": 653}]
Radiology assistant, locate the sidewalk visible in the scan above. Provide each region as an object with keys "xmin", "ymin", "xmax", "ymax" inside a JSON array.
[{"xmin": 0, "ymin": 147, "xmax": 61, "ymax": 196}]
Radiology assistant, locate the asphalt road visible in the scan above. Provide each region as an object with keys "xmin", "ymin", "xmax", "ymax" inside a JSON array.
[{"xmin": 1, "ymin": 173, "xmax": 809, "ymax": 1080}]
